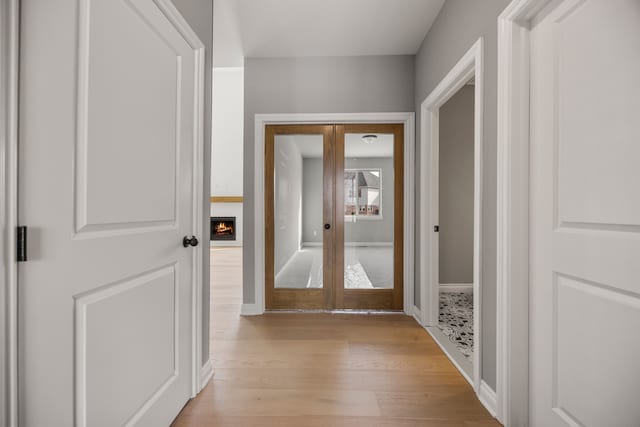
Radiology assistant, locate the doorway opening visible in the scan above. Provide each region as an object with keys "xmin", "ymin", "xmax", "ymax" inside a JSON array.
[
  {"xmin": 265, "ymin": 123, "xmax": 404, "ymax": 310},
  {"xmin": 420, "ymin": 38, "xmax": 483, "ymax": 391},
  {"xmin": 434, "ymin": 80, "xmax": 476, "ymax": 377}
]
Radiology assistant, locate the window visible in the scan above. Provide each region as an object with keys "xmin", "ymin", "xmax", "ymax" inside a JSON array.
[{"xmin": 344, "ymin": 168, "xmax": 382, "ymax": 219}]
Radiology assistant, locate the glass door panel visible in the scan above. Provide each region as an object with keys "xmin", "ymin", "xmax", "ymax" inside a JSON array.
[
  {"xmin": 344, "ymin": 135, "xmax": 393, "ymax": 289},
  {"xmin": 337, "ymin": 124, "xmax": 404, "ymax": 310},
  {"xmin": 265, "ymin": 125, "xmax": 334, "ymax": 309}
]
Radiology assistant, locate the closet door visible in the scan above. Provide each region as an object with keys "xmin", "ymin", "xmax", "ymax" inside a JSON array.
[
  {"xmin": 335, "ymin": 124, "xmax": 404, "ymax": 310},
  {"xmin": 265, "ymin": 125, "xmax": 335, "ymax": 309}
]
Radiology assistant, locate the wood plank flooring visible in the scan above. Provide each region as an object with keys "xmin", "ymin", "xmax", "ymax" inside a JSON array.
[{"xmin": 171, "ymin": 247, "xmax": 500, "ymax": 427}]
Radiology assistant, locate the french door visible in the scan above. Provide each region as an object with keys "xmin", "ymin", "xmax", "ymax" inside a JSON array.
[{"xmin": 265, "ymin": 124, "xmax": 404, "ymax": 310}]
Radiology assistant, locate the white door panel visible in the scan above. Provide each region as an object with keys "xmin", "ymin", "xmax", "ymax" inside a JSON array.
[
  {"xmin": 18, "ymin": 0, "xmax": 201, "ymax": 425},
  {"xmin": 530, "ymin": 0, "xmax": 640, "ymax": 426}
]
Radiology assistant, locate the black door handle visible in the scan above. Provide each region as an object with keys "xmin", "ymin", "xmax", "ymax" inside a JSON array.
[
  {"xmin": 183, "ymin": 236, "xmax": 199, "ymax": 247},
  {"xmin": 324, "ymin": 223, "xmax": 331, "ymax": 230}
]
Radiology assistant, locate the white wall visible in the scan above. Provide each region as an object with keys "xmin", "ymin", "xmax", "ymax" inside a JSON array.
[
  {"xmin": 274, "ymin": 139, "xmax": 303, "ymax": 275},
  {"xmin": 211, "ymin": 67, "xmax": 243, "ymax": 246},
  {"xmin": 212, "ymin": 67, "xmax": 243, "ymax": 196}
]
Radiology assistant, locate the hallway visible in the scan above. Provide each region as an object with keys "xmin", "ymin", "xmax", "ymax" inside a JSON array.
[{"xmin": 172, "ymin": 247, "xmax": 498, "ymax": 426}]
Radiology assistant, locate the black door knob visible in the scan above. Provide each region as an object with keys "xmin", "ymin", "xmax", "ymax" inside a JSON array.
[
  {"xmin": 324, "ymin": 223, "xmax": 331, "ymax": 230},
  {"xmin": 183, "ymin": 236, "xmax": 199, "ymax": 247}
]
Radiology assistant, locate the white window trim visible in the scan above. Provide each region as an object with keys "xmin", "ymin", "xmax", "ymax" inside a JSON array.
[{"xmin": 344, "ymin": 167, "xmax": 384, "ymax": 221}]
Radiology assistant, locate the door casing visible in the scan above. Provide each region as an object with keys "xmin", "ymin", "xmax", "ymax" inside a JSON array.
[
  {"xmin": 496, "ymin": 1, "xmax": 554, "ymax": 425},
  {"xmin": 419, "ymin": 38, "xmax": 484, "ymax": 395},
  {"xmin": 250, "ymin": 113, "xmax": 415, "ymax": 316}
]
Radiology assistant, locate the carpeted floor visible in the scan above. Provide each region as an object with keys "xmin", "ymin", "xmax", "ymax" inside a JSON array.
[{"xmin": 438, "ymin": 292, "xmax": 474, "ymax": 360}]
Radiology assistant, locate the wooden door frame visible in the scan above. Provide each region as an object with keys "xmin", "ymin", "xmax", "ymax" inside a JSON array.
[
  {"xmin": 1, "ymin": 0, "xmax": 20, "ymax": 424},
  {"xmin": 2, "ymin": 2, "xmax": 209, "ymax": 425},
  {"xmin": 264, "ymin": 124, "xmax": 336, "ymax": 309},
  {"xmin": 249, "ymin": 113, "xmax": 415, "ymax": 316},
  {"xmin": 419, "ymin": 38, "xmax": 484, "ymax": 396},
  {"xmin": 496, "ymin": 1, "xmax": 556, "ymax": 425}
]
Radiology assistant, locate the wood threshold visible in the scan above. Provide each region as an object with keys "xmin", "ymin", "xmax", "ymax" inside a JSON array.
[{"xmin": 210, "ymin": 196, "xmax": 243, "ymax": 203}]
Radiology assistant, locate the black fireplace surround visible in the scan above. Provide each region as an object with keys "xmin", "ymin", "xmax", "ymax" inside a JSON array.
[{"xmin": 210, "ymin": 216, "xmax": 236, "ymax": 241}]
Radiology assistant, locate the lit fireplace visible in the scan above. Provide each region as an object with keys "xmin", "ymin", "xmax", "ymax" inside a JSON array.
[{"xmin": 210, "ymin": 217, "xmax": 236, "ymax": 241}]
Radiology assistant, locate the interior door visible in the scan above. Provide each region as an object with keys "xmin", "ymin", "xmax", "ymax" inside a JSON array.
[
  {"xmin": 336, "ymin": 124, "xmax": 404, "ymax": 310},
  {"xmin": 18, "ymin": 1, "xmax": 202, "ymax": 426},
  {"xmin": 529, "ymin": 1, "xmax": 640, "ymax": 425},
  {"xmin": 265, "ymin": 125, "xmax": 335, "ymax": 309}
]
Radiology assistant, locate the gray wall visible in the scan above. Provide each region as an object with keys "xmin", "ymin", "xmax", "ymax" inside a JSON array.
[
  {"xmin": 439, "ymin": 86, "xmax": 474, "ymax": 284},
  {"xmin": 415, "ymin": 0, "xmax": 510, "ymax": 391},
  {"xmin": 243, "ymin": 55, "xmax": 415, "ymax": 303},
  {"xmin": 170, "ymin": 0, "xmax": 213, "ymax": 367},
  {"xmin": 274, "ymin": 139, "xmax": 303, "ymax": 274},
  {"xmin": 302, "ymin": 157, "xmax": 395, "ymax": 244}
]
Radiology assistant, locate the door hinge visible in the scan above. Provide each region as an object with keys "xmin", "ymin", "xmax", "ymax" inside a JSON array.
[
  {"xmin": 433, "ymin": 225, "xmax": 439, "ymax": 232},
  {"xmin": 17, "ymin": 226, "xmax": 27, "ymax": 262}
]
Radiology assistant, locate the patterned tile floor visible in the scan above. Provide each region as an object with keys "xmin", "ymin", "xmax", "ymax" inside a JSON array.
[{"xmin": 438, "ymin": 292, "xmax": 474, "ymax": 360}]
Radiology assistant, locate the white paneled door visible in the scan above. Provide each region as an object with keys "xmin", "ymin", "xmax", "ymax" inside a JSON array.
[
  {"xmin": 529, "ymin": 0, "xmax": 640, "ymax": 426},
  {"xmin": 18, "ymin": 0, "xmax": 203, "ymax": 426}
]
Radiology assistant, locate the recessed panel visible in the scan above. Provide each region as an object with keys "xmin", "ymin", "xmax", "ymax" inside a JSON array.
[
  {"xmin": 554, "ymin": 274, "xmax": 640, "ymax": 426},
  {"xmin": 76, "ymin": 0, "xmax": 180, "ymax": 231},
  {"xmin": 77, "ymin": 266, "xmax": 177, "ymax": 427},
  {"xmin": 556, "ymin": 0, "xmax": 640, "ymax": 227}
]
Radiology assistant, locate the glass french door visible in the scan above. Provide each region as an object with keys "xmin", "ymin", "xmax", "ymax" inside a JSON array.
[{"xmin": 265, "ymin": 124, "xmax": 403, "ymax": 310}]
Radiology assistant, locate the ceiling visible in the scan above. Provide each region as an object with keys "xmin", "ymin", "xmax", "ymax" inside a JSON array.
[
  {"xmin": 213, "ymin": 0, "xmax": 446, "ymax": 67},
  {"xmin": 277, "ymin": 133, "xmax": 394, "ymax": 158}
]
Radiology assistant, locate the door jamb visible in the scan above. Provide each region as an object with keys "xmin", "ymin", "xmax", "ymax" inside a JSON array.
[
  {"xmin": 1, "ymin": 0, "xmax": 19, "ymax": 425},
  {"xmin": 496, "ymin": 1, "xmax": 553, "ymax": 425},
  {"xmin": 419, "ymin": 38, "xmax": 484, "ymax": 394},
  {"xmin": 250, "ymin": 112, "xmax": 415, "ymax": 316}
]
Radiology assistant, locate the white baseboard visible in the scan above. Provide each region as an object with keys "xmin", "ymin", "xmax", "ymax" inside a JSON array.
[
  {"xmin": 411, "ymin": 305, "xmax": 423, "ymax": 324},
  {"xmin": 199, "ymin": 359, "xmax": 214, "ymax": 391},
  {"xmin": 439, "ymin": 283, "xmax": 473, "ymax": 293},
  {"xmin": 240, "ymin": 303, "xmax": 263, "ymax": 316},
  {"xmin": 478, "ymin": 380, "xmax": 497, "ymax": 418},
  {"xmin": 302, "ymin": 242, "xmax": 394, "ymax": 248}
]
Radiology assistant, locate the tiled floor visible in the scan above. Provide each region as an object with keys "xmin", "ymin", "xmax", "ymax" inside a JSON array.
[{"xmin": 438, "ymin": 291, "xmax": 474, "ymax": 360}]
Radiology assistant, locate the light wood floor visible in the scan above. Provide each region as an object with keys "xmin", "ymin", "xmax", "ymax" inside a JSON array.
[{"xmin": 171, "ymin": 247, "xmax": 500, "ymax": 427}]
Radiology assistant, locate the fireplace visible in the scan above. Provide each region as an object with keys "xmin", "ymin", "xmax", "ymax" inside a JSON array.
[{"xmin": 210, "ymin": 217, "xmax": 236, "ymax": 241}]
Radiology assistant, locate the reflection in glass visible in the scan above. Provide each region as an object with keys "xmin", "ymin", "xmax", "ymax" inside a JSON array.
[
  {"xmin": 274, "ymin": 134, "xmax": 324, "ymax": 288},
  {"xmin": 344, "ymin": 134, "xmax": 394, "ymax": 289}
]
